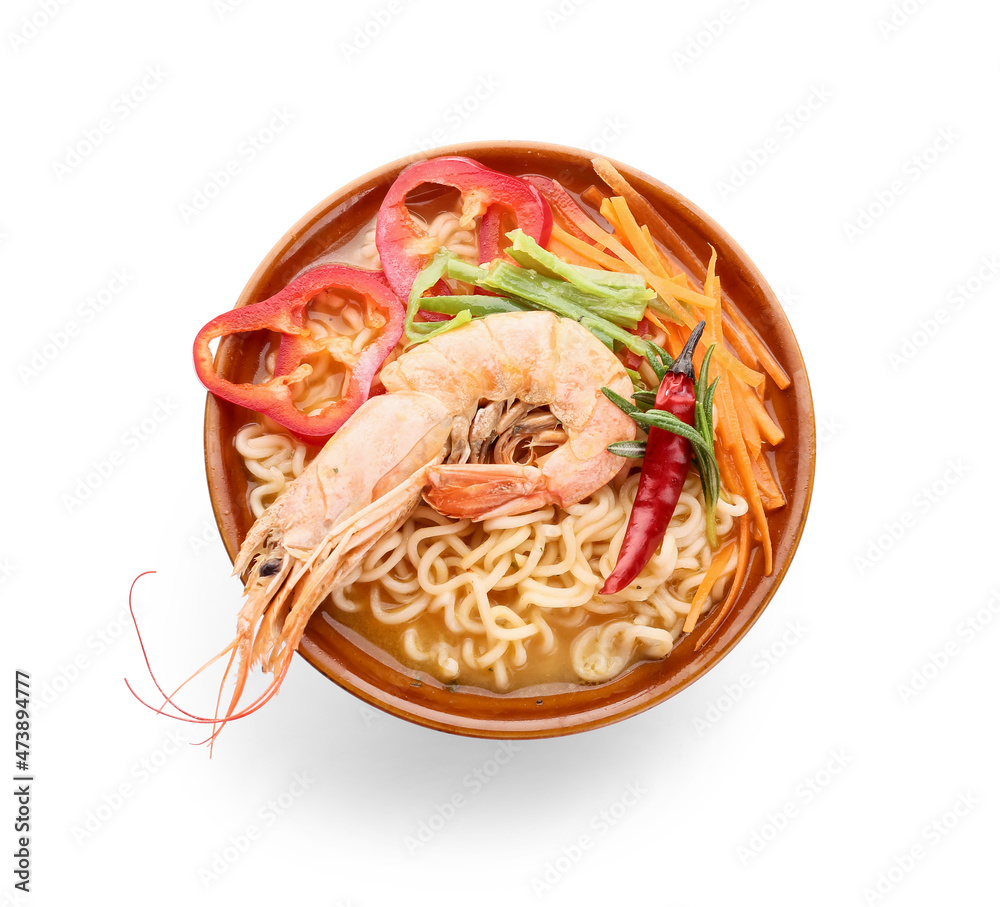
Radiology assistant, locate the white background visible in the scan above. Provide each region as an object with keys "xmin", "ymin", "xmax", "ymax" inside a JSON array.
[{"xmin": 3, "ymin": 0, "xmax": 998, "ymax": 904}]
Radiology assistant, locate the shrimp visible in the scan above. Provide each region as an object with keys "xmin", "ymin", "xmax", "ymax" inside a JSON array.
[{"xmin": 133, "ymin": 312, "xmax": 634, "ymax": 745}]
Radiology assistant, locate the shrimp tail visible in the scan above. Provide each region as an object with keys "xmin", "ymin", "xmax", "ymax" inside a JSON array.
[{"xmin": 423, "ymin": 463, "xmax": 554, "ymax": 519}]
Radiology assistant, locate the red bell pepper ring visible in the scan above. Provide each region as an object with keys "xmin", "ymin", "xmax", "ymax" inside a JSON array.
[
  {"xmin": 522, "ymin": 175, "xmax": 597, "ymax": 244},
  {"xmin": 375, "ymin": 156, "xmax": 552, "ymax": 300},
  {"xmin": 193, "ymin": 265, "xmax": 404, "ymax": 442}
]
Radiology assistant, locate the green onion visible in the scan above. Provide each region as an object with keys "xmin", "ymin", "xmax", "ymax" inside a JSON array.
[
  {"xmin": 418, "ymin": 295, "xmax": 525, "ymax": 317},
  {"xmin": 505, "ymin": 229, "xmax": 652, "ymax": 303}
]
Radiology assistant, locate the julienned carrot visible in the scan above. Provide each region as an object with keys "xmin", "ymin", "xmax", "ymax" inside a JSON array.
[
  {"xmin": 717, "ymin": 446, "xmax": 740, "ymax": 496},
  {"xmin": 592, "ymin": 158, "xmax": 706, "ymax": 282},
  {"xmin": 593, "ymin": 159, "xmax": 785, "ymax": 391},
  {"xmin": 751, "ymin": 450, "xmax": 785, "ymax": 509},
  {"xmin": 642, "ymin": 224, "xmax": 680, "ymax": 279},
  {"xmin": 571, "ymin": 212, "xmax": 720, "ymax": 311},
  {"xmin": 608, "ymin": 197, "xmax": 669, "ymax": 279},
  {"xmin": 683, "ymin": 541, "xmax": 737, "ymax": 633},
  {"xmin": 694, "ymin": 516, "xmax": 750, "ymax": 651},
  {"xmin": 598, "ymin": 197, "xmax": 625, "ymax": 235},
  {"xmin": 547, "ymin": 237, "xmax": 604, "ymax": 269},
  {"xmin": 703, "ymin": 251, "xmax": 773, "ymax": 573},
  {"xmin": 549, "ymin": 224, "xmax": 632, "ymax": 273},
  {"xmin": 651, "ymin": 239, "xmax": 693, "ymax": 289},
  {"xmin": 717, "ymin": 372, "xmax": 772, "ymax": 572},
  {"xmin": 721, "ymin": 297, "xmax": 790, "ymax": 389},
  {"xmin": 732, "ymin": 386, "xmax": 762, "ymax": 459},
  {"xmin": 743, "ymin": 390, "xmax": 784, "ymax": 445},
  {"xmin": 581, "ymin": 185, "xmax": 609, "ymax": 210},
  {"xmin": 554, "ymin": 189, "xmax": 765, "ymax": 393},
  {"xmin": 722, "ymin": 313, "xmax": 758, "ymax": 368}
]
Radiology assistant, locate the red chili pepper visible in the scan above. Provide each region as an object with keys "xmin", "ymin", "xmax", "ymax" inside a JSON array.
[
  {"xmin": 601, "ymin": 322, "xmax": 705, "ymax": 595},
  {"xmin": 376, "ymin": 156, "xmax": 552, "ymax": 300},
  {"xmin": 193, "ymin": 265, "xmax": 404, "ymax": 442}
]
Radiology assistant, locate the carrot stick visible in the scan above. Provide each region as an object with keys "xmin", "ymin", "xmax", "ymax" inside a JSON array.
[
  {"xmin": 598, "ymin": 198, "xmax": 627, "ymax": 239},
  {"xmin": 592, "ymin": 158, "xmax": 706, "ymax": 281},
  {"xmin": 721, "ymin": 298, "xmax": 791, "ymax": 389},
  {"xmin": 609, "ymin": 197, "xmax": 668, "ymax": 278},
  {"xmin": 593, "ymin": 157, "xmax": 787, "ymax": 390},
  {"xmin": 717, "ymin": 373, "xmax": 772, "ymax": 573},
  {"xmin": 684, "ymin": 541, "xmax": 737, "ymax": 633},
  {"xmin": 642, "ymin": 224, "xmax": 680, "ymax": 278},
  {"xmin": 722, "ymin": 313, "xmax": 758, "ymax": 368},
  {"xmin": 732, "ymin": 384, "xmax": 762, "ymax": 459},
  {"xmin": 743, "ymin": 390, "xmax": 784, "ymax": 445},
  {"xmin": 571, "ymin": 213, "xmax": 723, "ymax": 313},
  {"xmin": 751, "ymin": 450, "xmax": 785, "ymax": 509},
  {"xmin": 547, "ymin": 237, "xmax": 604, "ymax": 269},
  {"xmin": 717, "ymin": 447, "xmax": 740, "ymax": 498},
  {"xmin": 581, "ymin": 185, "xmax": 609, "ymax": 209},
  {"xmin": 548, "ymin": 224, "xmax": 632, "ymax": 272},
  {"xmin": 694, "ymin": 516, "xmax": 750, "ymax": 650}
]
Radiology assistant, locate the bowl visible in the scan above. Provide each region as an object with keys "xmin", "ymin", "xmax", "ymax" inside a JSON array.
[{"xmin": 203, "ymin": 140, "xmax": 815, "ymax": 738}]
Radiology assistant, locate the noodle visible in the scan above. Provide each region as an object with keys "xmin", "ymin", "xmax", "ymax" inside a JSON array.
[{"xmin": 329, "ymin": 469, "xmax": 747, "ymax": 689}]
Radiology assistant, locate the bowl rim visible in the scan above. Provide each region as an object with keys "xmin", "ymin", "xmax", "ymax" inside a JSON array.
[{"xmin": 203, "ymin": 139, "xmax": 816, "ymax": 739}]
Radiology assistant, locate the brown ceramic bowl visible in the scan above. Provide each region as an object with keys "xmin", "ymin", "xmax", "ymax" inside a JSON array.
[{"xmin": 204, "ymin": 141, "xmax": 815, "ymax": 739}]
